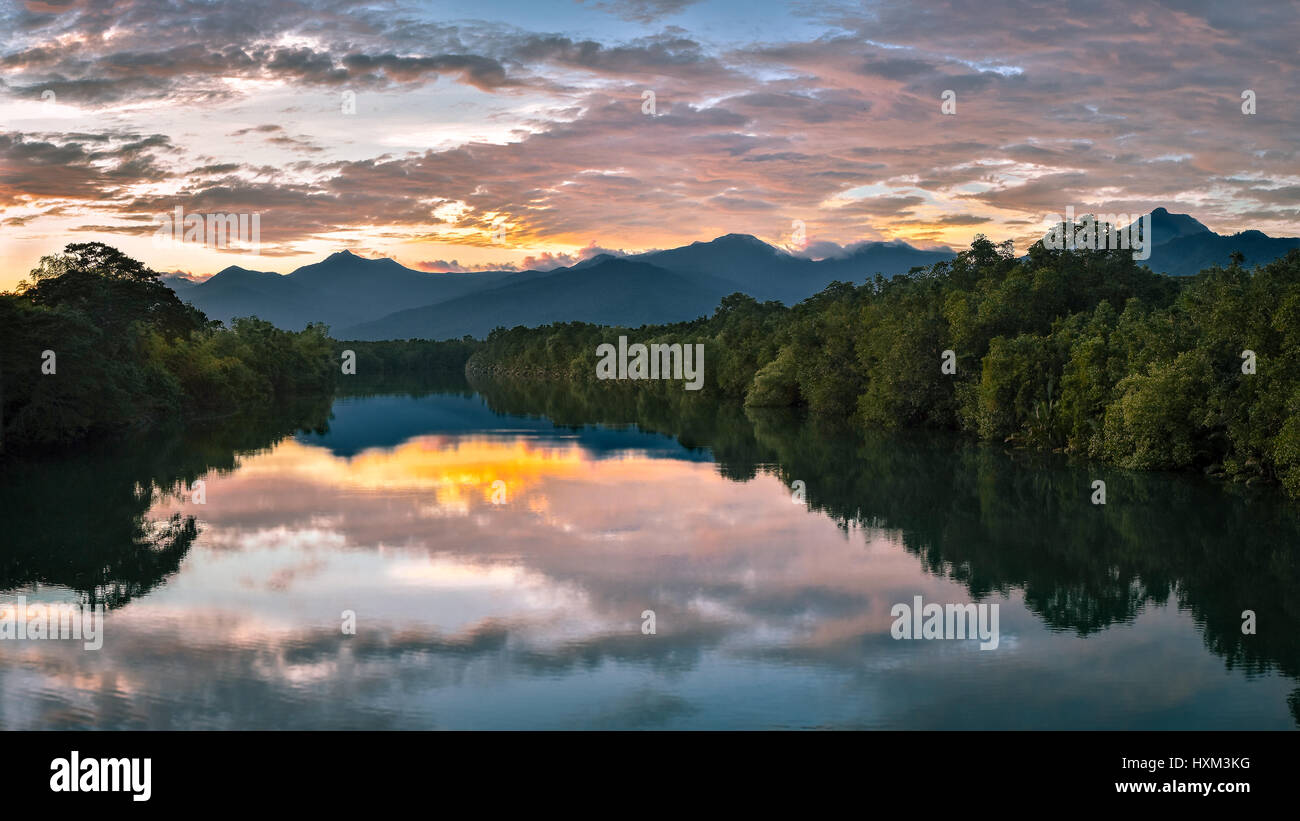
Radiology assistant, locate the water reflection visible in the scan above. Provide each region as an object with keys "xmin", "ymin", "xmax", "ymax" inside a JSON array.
[{"xmin": 0, "ymin": 380, "xmax": 1296, "ymax": 729}]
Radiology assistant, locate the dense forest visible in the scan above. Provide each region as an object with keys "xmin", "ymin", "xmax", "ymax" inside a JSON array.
[
  {"xmin": 7, "ymin": 238, "xmax": 1299, "ymax": 501},
  {"xmin": 0, "ymin": 242, "xmax": 340, "ymax": 453},
  {"xmin": 331, "ymin": 337, "xmax": 478, "ymax": 397},
  {"xmin": 470, "ymin": 236, "xmax": 1300, "ymax": 499},
  {"xmin": 0, "ymin": 243, "xmax": 481, "ymax": 454}
]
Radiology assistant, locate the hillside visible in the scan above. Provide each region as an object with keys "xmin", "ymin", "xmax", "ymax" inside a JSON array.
[
  {"xmin": 341, "ymin": 258, "xmax": 728, "ymax": 340},
  {"xmin": 161, "ymin": 213, "xmax": 1300, "ymax": 341},
  {"xmin": 168, "ymin": 251, "xmax": 521, "ymax": 330}
]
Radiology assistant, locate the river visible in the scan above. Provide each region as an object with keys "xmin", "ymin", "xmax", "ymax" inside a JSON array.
[{"xmin": 1, "ymin": 379, "xmax": 1296, "ymax": 729}]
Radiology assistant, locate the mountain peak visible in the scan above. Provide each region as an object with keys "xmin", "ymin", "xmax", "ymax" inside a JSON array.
[
  {"xmin": 708, "ymin": 233, "xmax": 771, "ymax": 248},
  {"xmin": 571, "ymin": 253, "xmax": 619, "ymax": 269},
  {"xmin": 1145, "ymin": 208, "xmax": 1211, "ymax": 241},
  {"xmin": 205, "ymin": 264, "xmax": 273, "ymax": 283}
]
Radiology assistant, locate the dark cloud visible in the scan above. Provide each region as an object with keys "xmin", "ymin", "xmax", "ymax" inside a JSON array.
[{"xmin": 0, "ymin": 131, "xmax": 174, "ymax": 206}]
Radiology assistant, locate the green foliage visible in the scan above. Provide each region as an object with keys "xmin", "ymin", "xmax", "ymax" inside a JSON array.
[
  {"xmin": 976, "ymin": 333, "xmax": 1058, "ymax": 442},
  {"xmin": 471, "ymin": 240, "xmax": 1300, "ymax": 499},
  {"xmin": 745, "ymin": 345, "xmax": 800, "ymax": 408},
  {"xmin": 1, "ymin": 243, "xmax": 337, "ymax": 452},
  {"xmin": 855, "ymin": 276, "xmax": 955, "ymax": 428},
  {"xmin": 332, "ymin": 337, "xmax": 480, "ymax": 396},
  {"xmin": 21, "ymin": 243, "xmax": 211, "ymax": 340},
  {"xmin": 1100, "ymin": 350, "xmax": 1215, "ymax": 470}
]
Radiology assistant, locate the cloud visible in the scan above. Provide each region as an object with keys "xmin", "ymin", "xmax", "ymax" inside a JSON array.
[
  {"xmin": 229, "ymin": 125, "xmax": 325, "ymax": 154},
  {"xmin": 2, "ymin": 0, "xmax": 1299, "ymax": 277},
  {"xmin": 576, "ymin": 0, "xmax": 704, "ymax": 24},
  {"xmin": 791, "ymin": 237, "xmax": 949, "ymax": 260},
  {"xmin": 414, "ymin": 259, "xmax": 516, "ymax": 273},
  {"xmin": 0, "ymin": 131, "xmax": 175, "ymax": 207},
  {"xmin": 519, "ymin": 242, "xmax": 629, "ymax": 271}
]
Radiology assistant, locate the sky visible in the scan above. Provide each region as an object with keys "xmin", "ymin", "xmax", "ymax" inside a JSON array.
[{"xmin": 1, "ymin": 0, "xmax": 1298, "ymax": 288}]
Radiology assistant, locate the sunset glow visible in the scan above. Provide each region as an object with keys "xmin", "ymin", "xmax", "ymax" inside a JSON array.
[{"xmin": 3, "ymin": 0, "xmax": 1297, "ymax": 288}]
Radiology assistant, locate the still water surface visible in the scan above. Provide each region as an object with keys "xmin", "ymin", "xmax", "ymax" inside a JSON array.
[{"xmin": 1, "ymin": 384, "xmax": 1297, "ymax": 729}]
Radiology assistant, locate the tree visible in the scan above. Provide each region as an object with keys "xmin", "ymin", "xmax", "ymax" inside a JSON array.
[{"xmin": 20, "ymin": 242, "xmax": 210, "ymax": 340}]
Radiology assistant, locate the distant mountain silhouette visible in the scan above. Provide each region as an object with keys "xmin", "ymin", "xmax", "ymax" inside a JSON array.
[
  {"xmin": 180, "ymin": 265, "xmax": 313, "ymax": 328},
  {"xmin": 164, "ymin": 250, "xmax": 522, "ymax": 330},
  {"xmin": 163, "ymin": 234, "xmax": 954, "ymax": 339},
  {"xmin": 1141, "ymin": 207, "xmax": 1212, "ymax": 244},
  {"xmin": 1039, "ymin": 208, "xmax": 1299, "ymax": 276},
  {"xmin": 814, "ymin": 240, "xmax": 958, "ymax": 285},
  {"xmin": 342, "ymin": 257, "xmax": 728, "ymax": 340},
  {"xmin": 629, "ymin": 233, "xmax": 951, "ymax": 304},
  {"xmin": 161, "ymin": 215, "xmax": 1299, "ymax": 340},
  {"xmin": 159, "ymin": 273, "xmax": 200, "ymax": 292},
  {"xmin": 340, "ymin": 235, "xmax": 953, "ymax": 339},
  {"xmin": 1142, "ymin": 212, "xmax": 1300, "ymax": 275},
  {"xmin": 628, "ymin": 234, "xmax": 802, "ymax": 301}
]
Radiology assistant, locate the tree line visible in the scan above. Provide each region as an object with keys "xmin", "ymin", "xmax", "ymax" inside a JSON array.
[
  {"xmin": 471, "ymin": 237, "xmax": 1300, "ymax": 499},
  {"xmin": 466, "ymin": 373, "xmax": 1300, "ymax": 697},
  {"xmin": 0, "ymin": 242, "xmax": 469, "ymax": 454}
]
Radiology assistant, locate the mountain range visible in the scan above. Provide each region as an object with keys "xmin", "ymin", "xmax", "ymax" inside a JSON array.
[
  {"xmin": 162, "ymin": 234, "xmax": 952, "ymax": 340},
  {"xmin": 1070, "ymin": 207, "xmax": 1300, "ymax": 276},
  {"xmin": 1137, "ymin": 208, "xmax": 1300, "ymax": 275},
  {"xmin": 160, "ymin": 211, "xmax": 1299, "ymax": 340}
]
